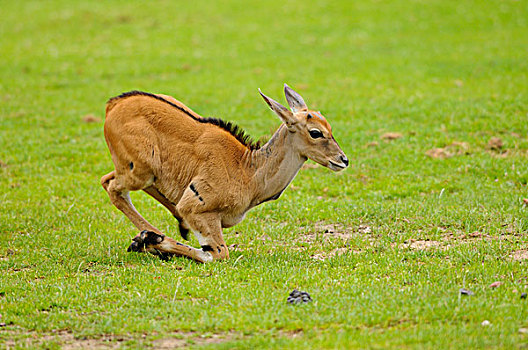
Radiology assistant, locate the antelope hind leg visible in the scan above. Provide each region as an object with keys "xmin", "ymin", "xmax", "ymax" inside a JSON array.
[
  {"xmin": 128, "ymin": 230, "xmax": 215, "ymax": 263},
  {"xmin": 101, "ymin": 171, "xmax": 177, "ymax": 258},
  {"xmin": 101, "ymin": 171, "xmax": 162, "ymax": 234},
  {"xmin": 142, "ymin": 186, "xmax": 191, "ymax": 240}
]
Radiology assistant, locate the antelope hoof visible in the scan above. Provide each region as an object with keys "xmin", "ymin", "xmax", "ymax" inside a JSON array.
[
  {"xmin": 127, "ymin": 230, "xmax": 165, "ymax": 252},
  {"xmin": 127, "ymin": 231, "xmax": 174, "ymax": 260},
  {"xmin": 140, "ymin": 230, "xmax": 165, "ymax": 244},
  {"xmin": 127, "ymin": 241, "xmax": 141, "ymax": 252}
]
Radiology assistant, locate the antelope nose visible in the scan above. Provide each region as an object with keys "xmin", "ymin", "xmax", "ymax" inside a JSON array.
[{"xmin": 341, "ymin": 155, "xmax": 349, "ymax": 167}]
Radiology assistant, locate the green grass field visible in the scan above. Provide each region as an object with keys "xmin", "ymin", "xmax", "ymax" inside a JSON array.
[{"xmin": 1, "ymin": 0, "xmax": 528, "ymax": 348}]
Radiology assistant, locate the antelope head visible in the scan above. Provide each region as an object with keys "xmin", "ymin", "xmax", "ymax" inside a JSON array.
[{"xmin": 259, "ymin": 84, "xmax": 349, "ymax": 171}]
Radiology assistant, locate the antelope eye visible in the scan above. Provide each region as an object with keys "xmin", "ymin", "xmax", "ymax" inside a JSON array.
[{"xmin": 309, "ymin": 129, "xmax": 324, "ymax": 139}]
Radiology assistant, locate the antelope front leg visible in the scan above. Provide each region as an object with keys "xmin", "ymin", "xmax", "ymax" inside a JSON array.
[
  {"xmin": 128, "ymin": 230, "xmax": 215, "ymax": 263},
  {"xmin": 183, "ymin": 212, "xmax": 229, "ymax": 261}
]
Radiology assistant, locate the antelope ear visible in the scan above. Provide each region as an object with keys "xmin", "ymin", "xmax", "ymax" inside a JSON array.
[
  {"xmin": 259, "ymin": 89, "xmax": 298, "ymax": 127},
  {"xmin": 284, "ymin": 84, "xmax": 307, "ymax": 112}
]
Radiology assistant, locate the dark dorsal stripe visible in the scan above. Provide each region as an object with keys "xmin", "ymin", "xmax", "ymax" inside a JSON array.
[{"xmin": 108, "ymin": 90, "xmax": 261, "ymax": 150}]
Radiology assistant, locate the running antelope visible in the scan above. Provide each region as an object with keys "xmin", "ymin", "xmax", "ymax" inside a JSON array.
[{"xmin": 101, "ymin": 85, "xmax": 348, "ymax": 262}]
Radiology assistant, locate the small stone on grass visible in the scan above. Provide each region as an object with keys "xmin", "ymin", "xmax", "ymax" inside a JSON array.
[
  {"xmin": 287, "ymin": 289, "xmax": 312, "ymax": 304},
  {"xmin": 460, "ymin": 288, "xmax": 474, "ymax": 296}
]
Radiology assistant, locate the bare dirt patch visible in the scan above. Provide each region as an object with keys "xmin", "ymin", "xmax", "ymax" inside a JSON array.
[
  {"xmin": 381, "ymin": 132, "xmax": 403, "ymax": 141},
  {"xmin": 2, "ymin": 329, "xmax": 240, "ymax": 349},
  {"xmin": 153, "ymin": 331, "xmax": 238, "ymax": 349},
  {"xmin": 395, "ymin": 227, "xmax": 523, "ymax": 252},
  {"xmin": 62, "ymin": 338, "xmax": 123, "ymax": 350},
  {"xmin": 511, "ymin": 250, "xmax": 528, "ymax": 261},
  {"xmin": 442, "ymin": 231, "xmax": 487, "ymax": 240},
  {"xmin": 442, "ymin": 229, "xmax": 521, "ymax": 242},
  {"xmin": 294, "ymin": 222, "xmax": 372, "ymax": 260},
  {"xmin": 296, "ymin": 222, "xmax": 364, "ymax": 244},
  {"xmin": 82, "ymin": 114, "xmax": 101, "ymax": 123},
  {"xmin": 426, "ymin": 142, "xmax": 469, "ymax": 159},
  {"xmin": 487, "ymin": 137, "xmax": 503, "ymax": 151},
  {"xmin": 3, "ymin": 330, "xmax": 130, "ymax": 349},
  {"xmin": 399, "ymin": 239, "xmax": 443, "ymax": 250}
]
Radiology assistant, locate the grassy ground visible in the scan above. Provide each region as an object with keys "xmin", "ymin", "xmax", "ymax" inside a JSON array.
[{"xmin": 1, "ymin": 0, "xmax": 527, "ymax": 348}]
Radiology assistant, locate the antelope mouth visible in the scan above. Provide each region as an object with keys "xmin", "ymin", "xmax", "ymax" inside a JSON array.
[{"xmin": 328, "ymin": 161, "xmax": 347, "ymax": 171}]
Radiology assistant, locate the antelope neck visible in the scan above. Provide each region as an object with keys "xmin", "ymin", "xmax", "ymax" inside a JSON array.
[{"xmin": 248, "ymin": 124, "xmax": 307, "ymax": 205}]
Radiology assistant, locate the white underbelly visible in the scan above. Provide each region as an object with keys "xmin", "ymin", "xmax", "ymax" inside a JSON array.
[{"xmin": 221, "ymin": 212, "xmax": 247, "ymax": 228}]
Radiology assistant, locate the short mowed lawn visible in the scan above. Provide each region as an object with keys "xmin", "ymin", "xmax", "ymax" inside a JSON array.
[{"xmin": 1, "ymin": 0, "xmax": 527, "ymax": 348}]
